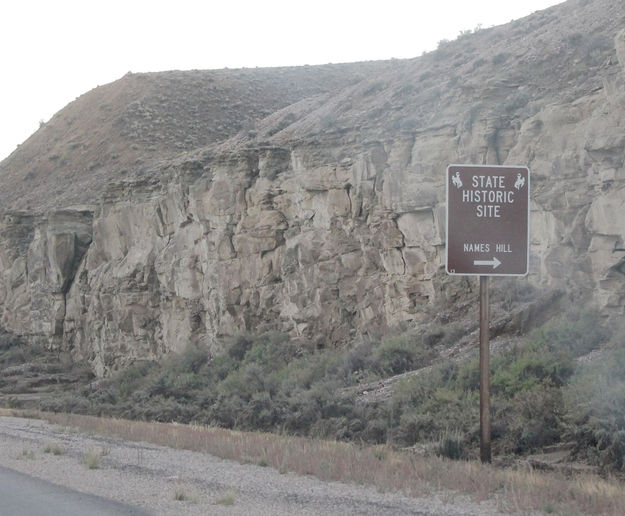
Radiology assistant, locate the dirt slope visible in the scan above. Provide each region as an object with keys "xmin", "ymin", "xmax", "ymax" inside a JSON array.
[
  {"xmin": 0, "ymin": 62, "xmax": 395, "ymax": 212},
  {"xmin": 1, "ymin": 0, "xmax": 621, "ymax": 213}
]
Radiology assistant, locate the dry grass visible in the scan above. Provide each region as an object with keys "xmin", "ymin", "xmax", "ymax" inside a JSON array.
[
  {"xmin": 214, "ymin": 489, "xmax": 236, "ymax": 506},
  {"xmin": 18, "ymin": 447, "xmax": 35, "ymax": 460},
  {"xmin": 83, "ymin": 451, "xmax": 101, "ymax": 469},
  {"xmin": 82, "ymin": 445, "xmax": 108, "ymax": 469},
  {"xmin": 173, "ymin": 489, "xmax": 187, "ymax": 501},
  {"xmin": 43, "ymin": 443, "xmax": 64, "ymax": 455},
  {"xmin": 5, "ymin": 410, "xmax": 625, "ymax": 515}
]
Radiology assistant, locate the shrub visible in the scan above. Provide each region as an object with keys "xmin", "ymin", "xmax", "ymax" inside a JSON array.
[
  {"xmin": 362, "ymin": 418, "xmax": 388, "ymax": 444},
  {"xmin": 394, "ymin": 411, "xmax": 435, "ymax": 446},
  {"xmin": 33, "ymin": 312, "xmax": 617, "ymax": 463},
  {"xmin": 208, "ymin": 354, "xmax": 237, "ymax": 382},
  {"xmin": 0, "ymin": 329, "xmax": 22, "ymax": 351},
  {"xmin": 219, "ymin": 365, "xmax": 263, "ymax": 402},
  {"xmin": 373, "ymin": 333, "xmax": 435, "ymax": 376},
  {"xmin": 84, "ymin": 452, "xmax": 100, "ymax": 469},
  {"xmin": 527, "ymin": 308, "xmax": 609, "ymax": 358},
  {"xmin": 491, "ymin": 348, "xmax": 574, "ymax": 396},
  {"xmin": 178, "ymin": 344, "xmax": 209, "ymax": 373},
  {"xmin": 117, "ymin": 361, "xmax": 155, "ymax": 398},
  {"xmin": 19, "ymin": 448, "xmax": 35, "ymax": 459},
  {"xmin": 387, "ymin": 309, "xmax": 614, "ymax": 456},
  {"xmin": 214, "ymin": 490, "xmax": 236, "ymax": 505},
  {"xmin": 437, "ymin": 431, "xmax": 466, "ymax": 460},
  {"xmin": 7, "ymin": 396, "xmax": 23, "ymax": 408},
  {"xmin": 583, "ymin": 34, "xmax": 612, "ymax": 63},
  {"xmin": 436, "ymin": 323, "xmax": 466, "ymax": 349},
  {"xmin": 241, "ymin": 332, "xmax": 296, "ymax": 369},
  {"xmin": 564, "ymin": 344, "xmax": 625, "ymax": 470},
  {"xmin": 498, "ymin": 385, "xmax": 564, "ymax": 453},
  {"xmin": 340, "ymin": 340, "xmax": 374, "ymax": 378},
  {"xmin": 39, "ymin": 394, "xmax": 91, "ymax": 414},
  {"xmin": 227, "ymin": 335, "xmax": 254, "ymax": 361},
  {"xmin": 455, "ymin": 357, "xmax": 479, "ymax": 392},
  {"xmin": 489, "ymin": 309, "xmax": 608, "ymax": 400},
  {"xmin": 44, "ymin": 444, "xmax": 64, "ymax": 455},
  {"xmin": 173, "ymin": 490, "xmax": 187, "ymax": 501}
]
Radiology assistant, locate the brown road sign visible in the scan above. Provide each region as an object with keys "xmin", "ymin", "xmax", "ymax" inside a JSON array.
[{"xmin": 446, "ymin": 164, "xmax": 530, "ymax": 276}]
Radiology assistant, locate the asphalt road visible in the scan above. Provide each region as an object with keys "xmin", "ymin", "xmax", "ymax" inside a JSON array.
[{"xmin": 0, "ymin": 465, "xmax": 148, "ymax": 516}]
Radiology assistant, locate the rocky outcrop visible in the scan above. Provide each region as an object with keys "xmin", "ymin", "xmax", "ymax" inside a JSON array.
[
  {"xmin": 60, "ymin": 147, "xmax": 444, "ymax": 375},
  {"xmin": 0, "ymin": 209, "xmax": 92, "ymax": 345},
  {"xmin": 0, "ymin": 0, "xmax": 624, "ymax": 375}
]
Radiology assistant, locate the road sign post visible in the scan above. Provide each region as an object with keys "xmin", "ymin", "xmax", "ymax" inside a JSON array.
[
  {"xmin": 479, "ymin": 275, "xmax": 491, "ymax": 463},
  {"xmin": 446, "ymin": 164, "xmax": 530, "ymax": 463}
]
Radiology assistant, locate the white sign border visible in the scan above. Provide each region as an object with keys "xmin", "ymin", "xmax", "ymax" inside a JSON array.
[{"xmin": 445, "ymin": 164, "xmax": 531, "ymax": 277}]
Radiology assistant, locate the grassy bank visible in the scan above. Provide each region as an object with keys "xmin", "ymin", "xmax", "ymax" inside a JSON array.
[{"xmin": 2, "ymin": 408, "xmax": 624, "ymax": 515}]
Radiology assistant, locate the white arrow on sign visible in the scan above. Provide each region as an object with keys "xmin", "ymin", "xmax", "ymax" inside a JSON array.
[{"xmin": 473, "ymin": 257, "xmax": 502, "ymax": 269}]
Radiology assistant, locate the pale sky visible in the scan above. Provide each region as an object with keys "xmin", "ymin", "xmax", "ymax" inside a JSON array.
[{"xmin": 0, "ymin": 0, "xmax": 563, "ymax": 162}]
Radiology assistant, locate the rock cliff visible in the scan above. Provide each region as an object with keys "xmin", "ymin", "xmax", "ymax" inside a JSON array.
[{"xmin": 0, "ymin": 0, "xmax": 624, "ymax": 375}]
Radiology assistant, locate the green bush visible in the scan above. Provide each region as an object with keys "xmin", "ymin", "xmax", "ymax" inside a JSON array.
[
  {"xmin": 391, "ymin": 364, "xmax": 478, "ymax": 448},
  {"xmin": 491, "ymin": 349, "xmax": 574, "ymax": 397},
  {"xmin": 117, "ymin": 361, "xmax": 155, "ymax": 398},
  {"xmin": 362, "ymin": 418, "xmax": 388, "ymax": 444},
  {"xmin": 394, "ymin": 411, "xmax": 435, "ymax": 446},
  {"xmin": 489, "ymin": 309, "xmax": 608, "ymax": 400},
  {"xmin": 227, "ymin": 335, "xmax": 253, "ymax": 361},
  {"xmin": 564, "ymin": 344, "xmax": 625, "ymax": 470},
  {"xmin": 526, "ymin": 309, "xmax": 609, "ymax": 358},
  {"xmin": 455, "ymin": 358, "xmax": 479, "ymax": 392},
  {"xmin": 7, "ymin": 396, "xmax": 23, "ymax": 408},
  {"xmin": 178, "ymin": 344, "xmax": 209, "ymax": 373},
  {"xmin": 437, "ymin": 430, "xmax": 466, "ymax": 460},
  {"xmin": 0, "ymin": 329, "xmax": 23, "ymax": 352},
  {"xmin": 496, "ymin": 386, "xmax": 564, "ymax": 453},
  {"xmin": 240, "ymin": 332, "xmax": 297, "ymax": 369},
  {"xmin": 33, "ymin": 313, "xmax": 620, "ymax": 466},
  {"xmin": 373, "ymin": 332, "xmax": 435, "ymax": 376},
  {"xmin": 40, "ymin": 394, "xmax": 91, "ymax": 414},
  {"xmin": 388, "ymin": 310, "xmax": 612, "ymax": 456}
]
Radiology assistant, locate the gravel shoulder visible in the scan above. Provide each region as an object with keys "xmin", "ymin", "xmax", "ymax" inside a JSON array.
[{"xmin": 0, "ymin": 415, "xmax": 506, "ymax": 515}]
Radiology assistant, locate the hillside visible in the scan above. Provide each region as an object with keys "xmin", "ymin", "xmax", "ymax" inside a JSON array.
[
  {"xmin": 0, "ymin": 0, "xmax": 622, "ymax": 370},
  {"xmin": 0, "ymin": 0, "xmax": 624, "ymax": 466},
  {"xmin": 2, "ymin": 0, "xmax": 622, "ymax": 214},
  {"xmin": 0, "ymin": 63, "xmax": 396, "ymax": 212}
]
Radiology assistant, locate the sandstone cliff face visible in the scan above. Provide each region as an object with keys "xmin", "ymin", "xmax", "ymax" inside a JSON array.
[{"xmin": 0, "ymin": 0, "xmax": 624, "ymax": 375}]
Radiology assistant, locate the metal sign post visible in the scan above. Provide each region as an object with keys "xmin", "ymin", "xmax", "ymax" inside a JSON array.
[
  {"xmin": 446, "ymin": 164, "xmax": 530, "ymax": 464},
  {"xmin": 479, "ymin": 275, "xmax": 491, "ymax": 463}
]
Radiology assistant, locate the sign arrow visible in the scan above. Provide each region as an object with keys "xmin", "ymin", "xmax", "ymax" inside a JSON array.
[{"xmin": 473, "ymin": 257, "xmax": 502, "ymax": 269}]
